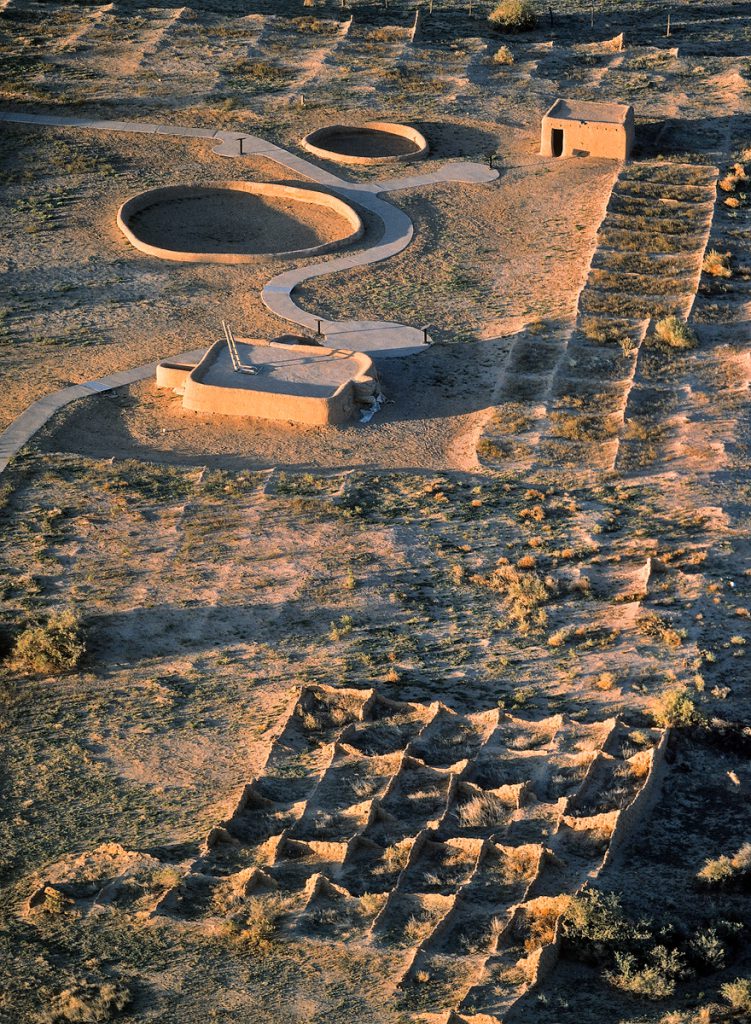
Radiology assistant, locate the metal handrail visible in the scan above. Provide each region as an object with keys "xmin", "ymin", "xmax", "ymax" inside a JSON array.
[{"xmin": 222, "ymin": 321, "xmax": 257, "ymax": 375}]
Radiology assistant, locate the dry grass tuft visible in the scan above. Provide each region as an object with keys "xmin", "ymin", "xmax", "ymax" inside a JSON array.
[
  {"xmin": 502, "ymin": 845, "xmax": 540, "ymax": 880},
  {"xmin": 383, "ymin": 842, "xmax": 411, "ymax": 873},
  {"xmin": 458, "ymin": 791, "xmax": 509, "ymax": 828},
  {"xmin": 10, "ymin": 610, "xmax": 85, "ymax": 674},
  {"xmin": 595, "ymin": 671, "xmax": 618, "ymax": 691},
  {"xmin": 719, "ymin": 163, "xmax": 747, "ymax": 192},
  {"xmin": 40, "ymin": 979, "xmax": 130, "ymax": 1023},
  {"xmin": 637, "ymin": 611, "xmax": 684, "ymax": 647},
  {"xmin": 653, "ymin": 316, "xmax": 698, "ymax": 350},
  {"xmin": 521, "ymin": 895, "xmax": 571, "ymax": 951},
  {"xmin": 702, "ymin": 249, "xmax": 733, "ymax": 278},
  {"xmin": 492, "ymin": 45, "xmax": 515, "ymax": 65},
  {"xmin": 359, "ymin": 892, "xmax": 387, "ymax": 918}
]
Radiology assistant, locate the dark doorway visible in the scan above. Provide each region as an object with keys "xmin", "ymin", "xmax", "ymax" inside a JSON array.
[{"xmin": 551, "ymin": 128, "xmax": 564, "ymax": 157}]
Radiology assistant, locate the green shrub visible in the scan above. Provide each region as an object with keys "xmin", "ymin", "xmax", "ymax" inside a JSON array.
[
  {"xmin": 610, "ymin": 945, "xmax": 686, "ymax": 999},
  {"xmin": 562, "ymin": 888, "xmax": 643, "ymax": 962},
  {"xmin": 653, "ymin": 316, "xmax": 698, "ymax": 350},
  {"xmin": 688, "ymin": 927, "xmax": 727, "ymax": 971},
  {"xmin": 564, "ymin": 889, "xmax": 736, "ymax": 1002},
  {"xmin": 11, "ymin": 610, "xmax": 85, "ymax": 674},
  {"xmin": 488, "ymin": 0, "xmax": 537, "ymax": 31},
  {"xmin": 651, "ymin": 687, "xmax": 704, "ymax": 728}
]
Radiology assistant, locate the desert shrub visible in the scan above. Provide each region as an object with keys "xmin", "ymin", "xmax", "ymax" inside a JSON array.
[
  {"xmin": 653, "ymin": 316, "xmax": 698, "ymax": 350},
  {"xmin": 473, "ymin": 563, "xmax": 555, "ymax": 632},
  {"xmin": 595, "ymin": 671, "xmax": 617, "ymax": 691},
  {"xmin": 147, "ymin": 865, "xmax": 183, "ymax": 891},
  {"xmin": 562, "ymin": 888, "xmax": 643, "ymax": 962},
  {"xmin": 688, "ymin": 927, "xmax": 727, "ymax": 972},
  {"xmin": 697, "ymin": 842, "xmax": 751, "ymax": 888},
  {"xmin": 550, "ymin": 411, "xmax": 618, "ymax": 441},
  {"xmin": 477, "ymin": 437, "xmax": 509, "ymax": 462},
  {"xmin": 721, "ymin": 978, "xmax": 751, "ymax": 1012},
  {"xmin": 637, "ymin": 611, "xmax": 685, "ymax": 647},
  {"xmin": 697, "ymin": 856, "xmax": 736, "ymax": 887},
  {"xmin": 403, "ymin": 912, "xmax": 434, "ymax": 945},
  {"xmin": 41, "ymin": 979, "xmax": 130, "ymax": 1022},
  {"xmin": 563, "ymin": 890, "xmax": 697, "ymax": 1000},
  {"xmin": 488, "ymin": 402, "xmax": 533, "ymax": 434},
  {"xmin": 610, "ymin": 946, "xmax": 686, "ymax": 999},
  {"xmin": 493, "ymin": 44, "xmax": 514, "ymax": 64},
  {"xmin": 236, "ymin": 899, "xmax": 281, "ymax": 950},
  {"xmin": 720, "ymin": 173, "xmax": 741, "ymax": 192},
  {"xmin": 563, "ymin": 888, "xmax": 737, "ymax": 1001},
  {"xmin": 329, "ymin": 614, "xmax": 354, "ymax": 641},
  {"xmin": 702, "ymin": 249, "xmax": 733, "ymax": 278},
  {"xmin": 290, "ymin": 16, "xmax": 339, "ymax": 33},
  {"xmin": 719, "ymin": 163, "xmax": 748, "ymax": 193},
  {"xmin": 548, "ymin": 625, "xmax": 575, "ymax": 647},
  {"xmin": 651, "ymin": 687, "xmax": 704, "ymax": 728},
  {"xmin": 488, "ymin": 0, "xmax": 537, "ymax": 30},
  {"xmin": 230, "ymin": 59, "xmax": 291, "ymax": 90},
  {"xmin": 11, "ymin": 610, "xmax": 85, "ymax": 674},
  {"xmin": 369, "ymin": 25, "xmax": 406, "ymax": 41}
]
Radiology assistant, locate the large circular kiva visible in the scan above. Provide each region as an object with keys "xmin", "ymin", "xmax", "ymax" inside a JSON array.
[
  {"xmin": 301, "ymin": 121, "xmax": 429, "ymax": 165},
  {"xmin": 116, "ymin": 181, "xmax": 364, "ymax": 263}
]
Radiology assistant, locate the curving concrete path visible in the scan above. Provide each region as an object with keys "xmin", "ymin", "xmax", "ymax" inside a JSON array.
[
  {"xmin": 0, "ymin": 110, "xmax": 497, "ymax": 471},
  {"xmin": 0, "ymin": 349, "xmax": 207, "ymax": 474}
]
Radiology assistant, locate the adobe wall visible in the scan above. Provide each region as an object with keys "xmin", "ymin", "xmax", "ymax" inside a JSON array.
[
  {"xmin": 175, "ymin": 342, "xmax": 374, "ymax": 425},
  {"xmin": 540, "ymin": 114, "xmax": 634, "ymax": 161},
  {"xmin": 301, "ymin": 121, "xmax": 429, "ymax": 166},
  {"xmin": 117, "ymin": 181, "xmax": 364, "ymax": 264},
  {"xmin": 155, "ymin": 361, "xmax": 196, "ymax": 391}
]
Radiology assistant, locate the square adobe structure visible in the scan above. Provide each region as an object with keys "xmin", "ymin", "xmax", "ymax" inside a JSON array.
[{"xmin": 540, "ymin": 98, "xmax": 635, "ymax": 161}]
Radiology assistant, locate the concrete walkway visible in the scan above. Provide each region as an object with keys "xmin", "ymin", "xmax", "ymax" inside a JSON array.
[
  {"xmin": 0, "ymin": 350, "xmax": 206, "ymax": 474},
  {"xmin": 0, "ymin": 110, "xmax": 497, "ymax": 471}
]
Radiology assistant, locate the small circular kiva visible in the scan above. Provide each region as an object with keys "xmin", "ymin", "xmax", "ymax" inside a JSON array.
[
  {"xmin": 117, "ymin": 181, "xmax": 364, "ymax": 263},
  {"xmin": 301, "ymin": 121, "xmax": 429, "ymax": 165}
]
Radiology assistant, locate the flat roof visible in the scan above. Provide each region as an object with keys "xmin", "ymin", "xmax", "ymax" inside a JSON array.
[
  {"xmin": 198, "ymin": 339, "xmax": 370, "ymax": 398},
  {"xmin": 545, "ymin": 98, "xmax": 632, "ymax": 124}
]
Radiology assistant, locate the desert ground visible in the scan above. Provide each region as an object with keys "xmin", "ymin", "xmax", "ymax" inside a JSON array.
[{"xmin": 2, "ymin": 1, "xmax": 751, "ymax": 1023}]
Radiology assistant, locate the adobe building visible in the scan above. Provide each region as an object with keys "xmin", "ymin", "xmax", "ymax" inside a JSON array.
[
  {"xmin": 156, "ymin": 332, "xmax": 380, "ymax": 426},
  {"xmin": 540, "ymin": 98, "xmax": 635, "ymax": 161}
]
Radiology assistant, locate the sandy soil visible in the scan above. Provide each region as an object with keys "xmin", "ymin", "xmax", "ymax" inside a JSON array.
[
  {"xmin": 3, "ymin": 2, "xmax": 751, "ymax": 1023},
  {"xmin": 33, "ymin": 155, "xmax": 615, "ymax": 472}
]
